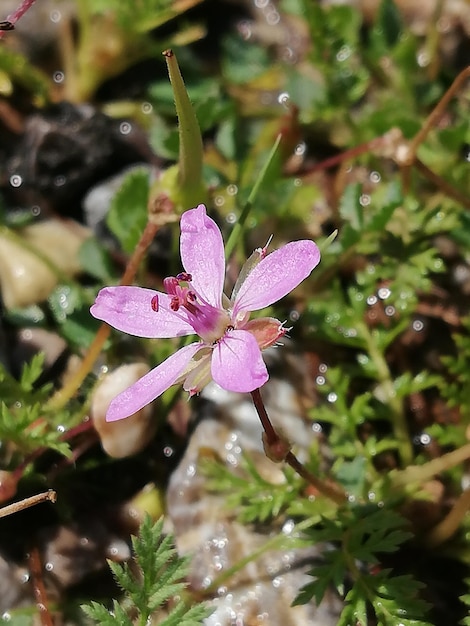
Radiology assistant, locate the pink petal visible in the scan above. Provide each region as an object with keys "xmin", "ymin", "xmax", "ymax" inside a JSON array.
[
  {"xmin": 106, "ymin": 342, "xmax": 201, "ymax": 421},
  {"xmin": 233, "ymin": 240, "xmax": 320, "ymax": 315},
  {"xmin": 211, "ymin": 329, "xmax": 268, "ymax": 392},
  {"xmin": 91, "ymin": 286, "xmax": 195, "ymax": 338},
  {"xmin": 180, "ymin": 204, "xmax": 225, "ymax": 308}
]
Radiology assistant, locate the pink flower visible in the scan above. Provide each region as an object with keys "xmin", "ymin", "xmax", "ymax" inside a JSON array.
[{"xmin": 91, "ymin": 204, "xmax": 320, "ymax": 421}]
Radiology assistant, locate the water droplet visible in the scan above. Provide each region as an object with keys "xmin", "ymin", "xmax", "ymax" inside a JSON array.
[
  {"xmin": 120, "ymin": 121, "xmax": 132, "ymax": 135},
  {"xmin": 281, "ymin": 46, "xmax": 295, "ymax": 63},
  {"xmin": 9, "ymin": 174, "xmax": 22, "ymax": 188},
  {"xmin": 255, "ymin": 0, "xmax": 269, "ymax": 8},
  {"xmin": 312, "ymin": 422, "xmax": 322, "ymax": 433},
  {"xmin": 316, "ymin": 376, "xmax": 325, "ymax": 386},
  {"xmin": 163, "ymin": 446, "xmax": 173, "ymax": 457},
  {"xmin": 45, "ymin": 562, "xmax": 54, "ymax": 571},
  {"xmin": 289, "ymin": 310, "xmax": 299, "ymax": 321},
  {"xmin": 20, "ymin": 572, "xmax": 30, "ymax": 583},
  {"xmin": 370, "ymin": 171, "xmax": 381, "ymax": 183},
  {"xmin": 348, "ymin": 494, "xmax": 356, "ymax": 503},
  {"xmin": 141, "ymin": 102, "xmax": 153, "ymax": 114},
  {"xmin": 266, "ymin": 9, "xmax": 280, "ymax": 25},
  {"xmin": 377, "ymin": 287, "xmax": 391, "ymax": 300},
  {"xmin": 368, "ymin": 491, "xmax": 376, "ymax": 501},
  {"xmin": 412, "ymin": 319, "xmax": 424, "ymax": 331},
  {"xmin": 53, "ymin": 71, "xmax": 64, "ymax": 83},
  {"xmin": 278, "ymin": 92, "xmax": 290, "ymax": 107},
  {"xmin": 31, "ymin": 205, "xmax": 41, "ymax": 216},
  {"xmin": 56, "ymin": 425, "xmax": 65, "ymax": 433},
  {"xmin": 214, "ymin": 195, "xmax": 225, "ymax": 207},
  {"xmin": 226, "ymin": 212, "xmax": 237, "ymax": 224},
  {"xmin": 327, "ymin": 392, "xmax": 337, "ymax": 403},
  {"xmin": 319, "ymin": 363, "xmax": 328, "ymax": 373},
  {"xmin": 420, "ymin": 433, "xmax": 431, "ymax": 445},
  {"xmin": 336, "ymin": 45, "xmax": 351, "ymax": 62},
  {"xmin": 186, "ymin": 463, "xmax": 196, "ymax": 478},
  {"xmin": 294, "ymin": 177, "xmax": 302, "ymax": 187},
  {"xmin": 359, "ymin": 193, "xmax": 371, "ymax": 206},
  {"xmin": 54, "ymin": 175, "xmax": 66, "ymax": 187},
  {"xmin": 357, "ymin": 354, "xmax": 369, "ymax": 365},
  {"xmin": 272, "ymin": 576, "xmax": 282, "ymax": 588},
  {"xmin": 367, "ymin": 295, "xmax": 378, "ymax": 305},
  {"xmin": 437, "ymin": 17, "xmax": 451, "ymax": 33},
  {"xmin": 238, "ymin": 20, "xmax": 252, "ymax": 40},
  {"xmin": 50, "ymin": 10, "xmax": 61, "ymax": 23},
  {"xmin": 226, "ymin": 184, "xmax": 238, "ymax": 196},
  {"xmin": 282, "ymin": 519, "xmax": 295, "ymax": 534},
  {"xmin": 417, "ymin": 50, "xmax": 429, "ymax": 67},
  {"xmin": 294, "ymin": 142, "xmax": 306, "ymax": 156},
  {"xmin": 385, "ymin": 305, "xmax": 395, "ymax": 316},
  {"xmin": 2, "ymin": 612, "xmax": 11, "ymax": 622}
]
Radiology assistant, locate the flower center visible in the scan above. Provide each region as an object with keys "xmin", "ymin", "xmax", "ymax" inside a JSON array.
[{"xmin": 159, "ymin": 272, "xmax": 230, "ymax": 343}]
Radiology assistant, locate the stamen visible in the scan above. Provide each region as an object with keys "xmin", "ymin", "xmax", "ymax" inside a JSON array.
[
  {"xmin": 187, "ymin": 291, "xmax": 197, "ymax": 301},
  {"xmin": 150, "ymin": 295, "xmax": 159, "ymax": 312},
  {"xmin": 170, "ymin": 296, "xmax": 180, "ymax": 311},
  {"xmin": 164, "ymin": 276, "xmax": 179, "ymax": 294},
  {"xmin": 176, "ymin": 272, "xmax": 192, "ymax": 282},
  {"xmin": 256, "ymin": 234, "xmax": 274, "ymax": 259}
]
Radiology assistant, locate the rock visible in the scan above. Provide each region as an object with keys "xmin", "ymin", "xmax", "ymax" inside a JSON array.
[
  {"xmin": 0, "ymin": 218, "xmax": 91, "ymax": 309},
  {"xmin": 166, "ymin": 374, "xmax": 342, "ymax": 624},
  {"xmin": 91, "ymin": 363, "xmax": 157, "ymax": 458}
]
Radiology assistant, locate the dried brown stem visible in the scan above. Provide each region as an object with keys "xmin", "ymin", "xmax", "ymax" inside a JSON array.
[{"xmin": 0, "ymin": 490, "xmax": 56, "ymax": 519}]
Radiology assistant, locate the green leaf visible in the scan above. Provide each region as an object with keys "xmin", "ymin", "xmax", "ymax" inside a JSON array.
[
  {"xmin": 82, "ymin": 516, "xmax": 212, "ymax": 624},
  {"xmin": 106, "ymin": 168, "xmax": 150, "ymax": 255},
  {"xmin": 78, "ymin": 238, "xmax": 114, "ymax": 282},
  {"xmin": 374, "ymin": 0, "xmax": 403, "ymax": 48},
  {"xmin": 222, "ymin": 34, "xmax": 271, "ymax": 84}
]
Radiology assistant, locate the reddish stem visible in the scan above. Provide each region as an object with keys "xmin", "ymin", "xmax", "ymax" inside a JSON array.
[
  {"xmin": 250, "ymin": 388, "xmax": 346, "ymax": 505},
  {"xmin": 28, "ymin": 545, "xmax": 54, "ymax": 626},
  {"xmin": 0, "ymin": 0, "xmax": 37, "ymax": 38}
]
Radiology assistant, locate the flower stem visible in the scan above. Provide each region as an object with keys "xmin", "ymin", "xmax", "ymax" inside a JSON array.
[
  {"xmin": 358, "ymin": 321, "xmax": 413, "ymax": 467},
  {"xmin": 391, "ymin": 442, "xmax": 470, "ymax": 489},
  {"xmin": 0, "ymin": 0, "xmax": 37, "ymax": 38},
  {"xmin": 425, "ymin": 487, "xmax": 470, "ymax": 548},
  {"xmin": 250, "ymin": 388, "xmax": 347, "ymax": 505},
  {"xmin": 47, "ymin": 219, "xmax": 160, "ymax": 411}
]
